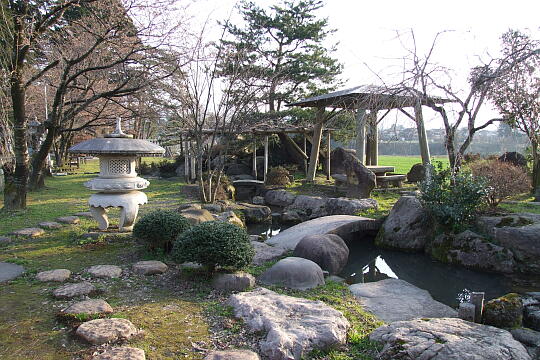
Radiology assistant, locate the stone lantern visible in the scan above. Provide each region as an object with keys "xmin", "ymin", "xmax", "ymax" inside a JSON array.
[{"xmin": 69, "ymin": 119, "xmax": 164, "ymax": 231}]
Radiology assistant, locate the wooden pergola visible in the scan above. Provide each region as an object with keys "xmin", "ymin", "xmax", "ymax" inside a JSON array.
[
  {"xmin": 287, "ymin": 85, "xmax": 453, "ymax": 181},
  {"xmin": 176, "ymin": 122, "xmax": 335, "ymax": 182}
]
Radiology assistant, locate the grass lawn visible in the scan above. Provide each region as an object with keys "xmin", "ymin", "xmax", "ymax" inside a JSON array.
[{"xmin": 377, "ymin": 155, "xmax": 449, "ymax": 174}]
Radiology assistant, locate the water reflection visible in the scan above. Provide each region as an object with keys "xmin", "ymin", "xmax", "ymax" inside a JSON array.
[{"xmin": 341, "ymin": 238, "xmax": 512, "ymax": 307}]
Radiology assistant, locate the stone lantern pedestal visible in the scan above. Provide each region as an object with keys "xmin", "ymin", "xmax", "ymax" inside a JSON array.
[{"xmin": 69, "ymin": 119, "xmax": 164, "ymax": 232}]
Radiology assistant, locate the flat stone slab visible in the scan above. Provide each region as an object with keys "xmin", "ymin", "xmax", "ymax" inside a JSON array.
[
  {"xmin": 0, "ymin": 236, "xmax": 12, "ymax": 244},
  {"xmin": 87, "ymin": 265, "xmax": 122, "ymax": 279},
  {"xmin": 75, "ymin": 211, "xmax": 93, "ymax": 218},
  {"xmin": 251, "ymin": 241, "xmax": 287, "ymax": 266},
  {"xmin": 62, "ymin": 299, "xmax": 113, "ymax": 315},
  {"xmin": 36, "ymin": 269, "xmax": 71, "ymax": 282},
  {"xmin": 10, "ymin": 227, "xmax": 45, "ymax": 238},
  {"xmin": 205, "ymin": 350, "xmax": 259, "ymax": 360},
  {"xmin": 93, "ymin": 347, "xmax": 145, "ymax": 360},
  {"xmin": 53, "ymin": 282, "xmax": 97, "ymax": 299},
  {"xmin": 349, "ymin": 278, "xmax": 457, "ymax": 323},
  {"xmin": 266, "ymin": 215, "xmax": 381, "ymax": 250},
  {"xmin": 132, "ymin": 260, "xmax": 168, "ymax": 275},
  {"xmin": 56, "ymin": 216, "xmax": 80, "ymax": 224},
  {"xmin": 38, "ymin": 221, "xmax": 63, "ymax": 229},
  {"xmin": 370, "ymin": 317, "xmax": 530, "ymax": 360},
  {"xmin": 76, "ymin": 318, "xmax": 139, "ymax": 345},
  {"xmin": 0, "ymin": 262, "xmax": 25, "ymax": 282},
  {"xmin": 228, "ymin": 287, "xmax": 349, "ymax": 359}
]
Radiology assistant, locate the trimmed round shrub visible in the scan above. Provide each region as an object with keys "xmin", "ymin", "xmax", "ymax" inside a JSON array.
[
  {"xmin": 133, "ymin": 210, "xmax": 191, "ymax": 252},
  {"xmin": 265, "ymin": 166, "xmax": 290, "ymax": 186},
  {"xmin": 172, "ymin": 221, "xmax": 254, "ymax": 272}
]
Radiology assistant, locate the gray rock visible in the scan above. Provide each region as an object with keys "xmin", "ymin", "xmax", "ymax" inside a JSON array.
[
  {"xmin": 180, "ymin": 207, "xmax": 214, "ymax": 225},
  {"xmin": 226, "ymin": 163, "xmax": 251, "ymax": 176},
  {"xmin": 259, "ymin": 257, "xmax": 325, "ymax": 290},
  {"xmin": 56, "ymin": 216, "xmax": 80, "ymax": 224},
  {"xmin": 230, "ymin": 174, "xmax": 255, "ymax": 181},
  {"xmin": 326, "ymin": 275, "xmax": 345, "ymax": 283},
  {"xmin": 267, "ymin": 215, "xmax": 382, "ymax": 250},
  {"xmin": 53, "ymin": 282, "xmax": 97, "ymax": 299},
  {"xmin": 202, "ymin": 203, "xmax": 222, "ymax": 213},
  {"xmin": 325, "ymin": 197, "xmax": 378, "ymax": 216},
  {"xmin": 512, "ymin": 328, "xmax": 540, "ymax": 347},
  {"xmin": 204, "ymin": 350, "xmax": 259, "ymax": 360},
  {"xmin": 178, "ymin": 203, "xmax": 202, "ymax": 210},
  {"xmin": 280, "ymin": 211, "xmax": 302, "ymax": 224},
  {"xmin": 251, "ymin": 241, "xmax": 287, "ymax": 266},
  {"xmin": 212, "ymin": 272, "xmax": 255, "ymax": 292},
  {"xmin": 0, "ymin": 236, "xmax": 12, "ymax": 244},
  {"xmin": 426, "ymin": 230, "xmax": 516, "ymax": 273},
  {"xmin": 377, "ymin": 196, "xmax": 432, "ymax": 251},
  {"xmin": 36, "ymin": 269, "xmax": 71, "ymax": 282},
  {"xmin": 285, "ymin": 195, "xmax": 327, "ymax": 219},
  {"xmin": 228, "ymin": 287, "xmax": 349, "ymax": 360},
  {"xmin": 38, "ymin": 221, "xmax": 63, "ymax": 229},
  {"xmin": 406, "ymin": 163, "xmax": 426, "ymax": 183},
  {"xmin": 477, "ymin": 213, "xmax": 540, "ymax": 238},
  {"xmin": 132, "ymin": 260, "xmax": 168, "ymax": 275},
  {"xmin": 493, "ymin": 223, "xmax": 540, "ymax": 274},
  {"xmin": 62, "ymin": 299, "xmax": 114, "ymax": 315},
  {"xmin": 292, "ymin": 234, "xmax": 349, "ymax": 275},
  {"xmin": 87, "ymin": 265, "xmax": 122, "ymax": 279},
  {"xmin": 75, "ymin": 211, "xmax": 93, "ymax": 218},
  {"xmin": 0, "ymin": 262, "xmax": 25, "ymax": 282},
  {"xmin": 238, "ymin": 203, "xmax": 271, "ymax": 224},
  {"xmin": 349, "ymin": 278, "xmax": 457, "ymax": 322},
  {"xmin": 330, "ymin": 147, "xmax": 376, "ymax": 198},
  {"xmin": 10, "ymin": 227, "xmax": 45, "ymax": 238},
  {"xmin": 92, "ymin": 347, "xmax": 145, "ymax": 360},
  {"xmin": 483, "ymin": 293, "xmax": 523, "ymax": 328},
  {"xmin": 525, "ymin": 305, "xmax": 540, "ymax": 331},
  {"xmin": 264, "ymin": 190, "xmax": 297, "ymax": 207},
  {"xmin": 216, "ymin": 211, "xmax": 245, "ymax": 228},
  {"xmin": 370, "ymin": 317, "xmax": 530, "ymax": 360},
  {"xmin": 252, "ymin": 196, "xmax": 265, "ymax": 205},
  {"xmin": 76, "ymin": 318, "xmax": 139, "ymax": 345}
]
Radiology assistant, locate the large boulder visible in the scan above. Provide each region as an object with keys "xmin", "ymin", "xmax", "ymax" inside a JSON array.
[
  {"xmin": 426, "ymin": 230, "xmax": 516, "ymax": 273},
  {"xmin": 212, "ymin": 272, "xmax": 255, "ymax": 292},
  {"xmin": 259, "ymin": 257, "xmax": 325, "ymax": 290},
  {"xmin": 285, "ymin": 195, "xmax": 327, "ymax": 219},
  {"xmin": 226, "ymin": 163, "xmax": 251, "ymax": 176},
  {"xmin": 370, "ymin": 317, "xmax": 530, "ymax": 360},
  {"xmin": 251, "ymin": 241, "xmax": 287, "ymax": 266},
  {"xmin": 524, "ymin": 305, "xmax": 540, "ymax": 331},
  {"xmin": 228, "ymin": 287, "xmax": 349, "ymax": 360},
  {"xmin": 406, "ymin": 163, "xmax": 426, "ymax": 183},
  {"xmin": 499, "ymin": 151, "xmax": 527, "ymax": 167},
  {"xmin": 476, "ymin": 213, "xmax": 540, "ymax": 238},
  {"xmin": 483, "ymin": 293, "xmax": 523, "ymax": 329},
  {"xmin": 264, "ymin": 189, "xmax": 297, "ymax": 207},
  {"xmin": 284, "ymin": 195, "xmax": 378, "ymax": 221},
  {"xmin": 349, "ymin": 279, "xmax": 457, "ymax": 322},
  {"xmin": 330, "ymin": 147, "xmax": 376, "ymax": 198},
  {"xmin": 325, "ymin": 197, "xmax": 378, "ymax": 216},
  {"xmin": 376, "ymin": 196, "xmax": 432, "ymax": 251},
  {"xmin": 292, "ymin": 234, "xmax": 349, "ymax": 275},
  {"xmin": 216, "ymin": 211, "xmax": 245, "ymax": 228},
  {"xmin": 180, "ymin": 207, "xmax": 215, "ymax": 225},
  {"xmin": 492, "ymin": 223, "xmax": 540, "ymax": 274},
  {"xmin": 237, "ymin": 203, "xmax": 271, "ymax": 224}
]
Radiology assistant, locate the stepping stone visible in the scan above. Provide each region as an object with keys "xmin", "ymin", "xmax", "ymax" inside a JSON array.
[
  {"xmin": 36, "ymin": 269, "xmax": 71, "ymax": 282},
  {"xmin": 0, "ymin": 262, "xmax": 25, "ymax": 282},
  {"xmin": 205, "ymin": 350, "xmax": 259, "ymax": 360},
  {"xmin": 132, "ymin": 261, "xmax": 168, "ymax": 275},
  {"xmin": 56, "ymin": 216, "xmax": 80, "ymax": 224},
  {"xmin": 10, "ymin": 227, "xmax": 45, "ymax": 238},
  {"xmin": 76, "ymin": 318, "xmax": 139, "ymax": 344},
  {"xmin": 87, "ymin": 265, "xmax": 122, "ymax": 279},
  {"xmin": 0, "ymin": 236, "xmax": 12, "ymax": 244},
  {"xmin": 38, "ymin": 221, "xmax": 63, "ymax": 229},
  {"xmin": 92, "ymin": 347, "xmax": 145, "ymax": 360},
  {"xmin": 75, "ymin": 211, "xmax": 93, "ymax": 218},
  {"xmin": 61, "ymin": 299, "xmax": 113, "ymax": 315},
  {"xmin": 53, "ymin": 282, "xmax": 97, "ymax": 299},
  {"xmin": 212, "ymin": 272, "xmax": 255, "ymax": 292}
]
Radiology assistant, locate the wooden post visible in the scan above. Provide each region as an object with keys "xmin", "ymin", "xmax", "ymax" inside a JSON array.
[
  {"xmin": 252, "ymin": 136, "xmax": 258, "ymax": 179},
  {"xmin": 264, "ymin": 135, "xmax": 269, "ymax": 182},
  {"xmin": 414, "ymin": 99, "xmax": 431, "ymax": 166},
  {"xmin": 306, "ymin": 107, "xmax": 325, "ymax": 182},
  {"xmin": 303, "ymin": 134, "xmax": 308, "ymax": 176},
  {"xmin": 355, "ymin": 109, "xmax": 366, "ymax": 164},
  {"xmin": 190, "ymin": 141, "xmax": 196, "ymax": 182},
  {"xmin": 184, "ymin": 141, "xmax": 189, "ymax": 181},
  {"xmin": 326, "ymin": 131, "xmax": 331, "ymax": 180},
  {"xmin": 370, "ymin": 113, "xmax": 378, "ymax": 166}
]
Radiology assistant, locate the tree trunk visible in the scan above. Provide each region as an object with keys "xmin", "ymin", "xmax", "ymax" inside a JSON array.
[
  {"xmin": 532, "ymin": 141, "xmax": 540, "ymax": 201},
  {"xmin": 6, "ymin": 73, "xmax": 29, "ymax": 210},
  {"xmin": 306, "ymin": 107, "xmax": 325, "ymax": 182},
  {"xmin": 445, "ymin": 129, "xmax": 458, "ymax": 175},
  {"xmin": 29, "ymin": 126, "xmax": 56, "ymax": 190}
]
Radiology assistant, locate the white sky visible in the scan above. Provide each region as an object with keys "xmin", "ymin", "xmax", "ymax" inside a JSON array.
[{"xmin": 185, "ymin": 0, "xmax": 540, "ymax": 129}]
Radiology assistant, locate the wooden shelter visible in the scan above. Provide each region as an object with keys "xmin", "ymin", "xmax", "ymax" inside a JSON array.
[{"xmin": 287, "ymin": 85, "xmax": 453, "ymax": 181}]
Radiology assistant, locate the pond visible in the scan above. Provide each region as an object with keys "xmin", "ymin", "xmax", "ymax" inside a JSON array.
[{"xmin": 247, "ymin": 221, "xmax": 514, "ymax": 308}]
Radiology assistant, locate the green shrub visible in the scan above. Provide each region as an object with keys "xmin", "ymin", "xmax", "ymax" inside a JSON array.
[
  {"xmin": 419, "ymin": 163, "xmax": 489, "ymax": 232},
  {"xmin": 172, "ymin": 221, "xmax": 254, "ymax": 272},
  {"xmin": 133, "ymin": 210, "xmax": 191, "ymax": 252},
  {"xmin": 265, "ymin": 166, "xmax": 291, "ymax": 186}
]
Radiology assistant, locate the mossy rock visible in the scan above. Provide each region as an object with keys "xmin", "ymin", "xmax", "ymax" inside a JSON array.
[
  {"xmin": 483, "ymin": 293, "xmax": 523, "ymax": 329},
  {"xmin": 496, "ymin": 216, "xmax": 533, "ymax": 228}
]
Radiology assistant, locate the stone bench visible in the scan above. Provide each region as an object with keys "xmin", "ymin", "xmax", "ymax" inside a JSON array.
[{"xmin": 376, "ymin": 174, "xmax": 406, "ymax": 188}]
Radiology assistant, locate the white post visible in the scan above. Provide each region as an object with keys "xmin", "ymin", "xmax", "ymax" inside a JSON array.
[
  {"xmin": 356, "ymin": 109, "xmax": 366, "ymax": 164},
  {"xmin": 184, "ymin": 141, "xmax": 189, "ymax": 180},
  {"xmin": 264, "ymin": 135, "xmax": 269, "ymax": 182},
  {"xmin": 190, "ymin": 141, "xmax": 196, "ymax": 182},
  {"xmin": 252, "ymin": 137, "xmax": 258, "ymax": 179},
  {"xmin": 303, "ymin": 134, "xmax": 308, "ymax": 175},
  {"xmin": 326, "ymin": 131, "xmax": 331, "ymax": 180}
]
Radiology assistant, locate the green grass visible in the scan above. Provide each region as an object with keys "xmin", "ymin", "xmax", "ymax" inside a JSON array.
[{"xmin": 377, "ymin": 155, "xmax": 449, "ymax": 174}]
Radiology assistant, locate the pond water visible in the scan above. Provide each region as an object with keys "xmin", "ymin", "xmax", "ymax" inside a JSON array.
[{"xmin": 247, "ymin": 221, "xmax": 514, "ymax": 308}]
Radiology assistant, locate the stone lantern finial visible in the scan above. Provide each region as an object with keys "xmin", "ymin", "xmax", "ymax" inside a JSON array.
[{"xmin": 107, "ymin": 117, "xmax": 133, "ymax": 139}]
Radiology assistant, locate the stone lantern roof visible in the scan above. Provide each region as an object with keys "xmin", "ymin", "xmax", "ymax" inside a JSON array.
[{"xmin": 69, "ymin": 119, "xmax": 165, "ymax": 156}]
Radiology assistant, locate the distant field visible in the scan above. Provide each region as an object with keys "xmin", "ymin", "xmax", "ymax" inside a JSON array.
[{"xmin": 377, "ymin": 155, "xmax": 449, "ymax": 174}]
